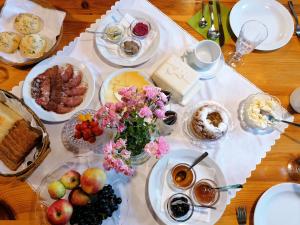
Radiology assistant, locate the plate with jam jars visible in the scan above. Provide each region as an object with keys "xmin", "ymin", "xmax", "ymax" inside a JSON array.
[
  {"xmin": 147, "ymin": 149, "xmax": 228, "ymax": 225},
  {"xmin": 94, "ymin": 9, "xmax": 160, "ymax": 67}
]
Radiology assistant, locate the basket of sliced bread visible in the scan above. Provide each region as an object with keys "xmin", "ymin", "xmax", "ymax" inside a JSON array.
[
  {"xmin": 0, "ymin": 0, "xmax": 65, "ymax": 67},
  {"xmin": 0, "ymin": 89, "xmax": 50, "ymax": 179}
]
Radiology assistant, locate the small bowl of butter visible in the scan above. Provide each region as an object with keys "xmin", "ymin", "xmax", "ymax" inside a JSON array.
[
  {"xmin": 104, "ymin": 22, "xmax": 125, "ymax": 43},
  {"xmin": 240, "ymin": 93, "xmax": 283, "ymax": 134}
]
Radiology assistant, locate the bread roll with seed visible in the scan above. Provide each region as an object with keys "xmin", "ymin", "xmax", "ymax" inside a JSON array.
[
  {"xmin": 14, "ymin": 13, "xmax": 43, "ymax": 35},
  {"xmin": 19, "ymin": 34, "xmax": 47, "ymax": 59},
  {"xmin": 0, "ymin": 32, "xmax": 21, "ymax": 53}
]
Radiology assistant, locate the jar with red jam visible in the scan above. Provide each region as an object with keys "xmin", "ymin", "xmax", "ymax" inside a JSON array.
[
  {"xmin": 130, "ymin": 19, "xmax": 151, "ymax": 38},
  {"xmin": 192, "ymin": 179, "xmax": 220, "ymax": 206}
]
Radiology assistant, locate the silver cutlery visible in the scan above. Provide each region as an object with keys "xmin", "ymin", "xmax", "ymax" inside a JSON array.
[
  {"xmin": 213, "ymin": 184, "xmax": 243, "ymax": 191},
  {"xmin": 199, "ymin": 0, "xmax": 208, "ymax": 28},
  {"xmin": 236, "ymin": 206, "xmax": 247, "ymax": 225},
  {"xmin": 171, "ymin": 199, "xmax": 216, "ymax": 210},
  {"xmin": 260, "ymin": 109, "xmax": 300, "ymax": 127},
  {"xmin": 215, "ymin": 0, "xmax": 225, "ymax": 46},
  {"xmin": 174, "ymin": 152, "xmax": 208, "ymax": 182},
  {"xmin": 86, "ymin": 30, "xmax": 122, "ymax": 37},
  {"xmin": 288, "ymin": 1, "xmax": 300, "ymax": 37},
  {"xmin": 207, "ymin": 1, "xmax": 220, "ymax": 40}
]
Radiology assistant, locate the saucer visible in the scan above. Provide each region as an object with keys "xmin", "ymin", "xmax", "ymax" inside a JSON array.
[{"xmin": 181, "ymin": 50, "xmax": 224, "ymax": 80}]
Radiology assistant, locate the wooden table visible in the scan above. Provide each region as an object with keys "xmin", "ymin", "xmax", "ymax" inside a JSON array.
[{"xmin": 0, "ymin": 0, "xmax": 299, "ymax": 224}]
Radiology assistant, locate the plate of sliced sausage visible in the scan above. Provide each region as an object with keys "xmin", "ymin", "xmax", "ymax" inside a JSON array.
[{"xmin": 22, "ymin": 56, "xmax": 95, "ymax": 122}]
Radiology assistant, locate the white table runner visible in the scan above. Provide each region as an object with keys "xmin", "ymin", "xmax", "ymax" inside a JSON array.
[{"xmin": 10, "ymin": 0, "xmax": 292, "ymax": 224}]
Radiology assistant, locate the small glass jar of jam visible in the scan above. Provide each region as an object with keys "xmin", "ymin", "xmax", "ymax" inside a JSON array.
[
  {"xmin": 130, "ymin": 19, "xmax": 151, "ymax": 38},
  {"xmin": 168, "ymin": 163, "xmax": 196, "ymax": 190},
  {"xmin": 166, "ymin": 193, "xmax": 194, "ymax": 222},
  {"xmin": 192, "ymin": 179, "xmax": 220, "ymax": 206}
]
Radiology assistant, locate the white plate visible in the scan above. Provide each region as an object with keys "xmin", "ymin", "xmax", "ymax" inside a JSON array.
[
  {"xmin": 147, "ymin": 149, "xmax": 228, "ymax": 225},
  {"xmin": 230, "ymin": 0, "xmax": 294, "ymax": 51},
  {"xmin": 99, "ymin": 68, "xmax": 151, "ymax": 105},
  {"xmin": 22, "ymin": 56, "xmax": 95, "ymax": 122},
  {"xmin": 254, "ymin": 183, "xmax": 300, "ymax": 225},
  {"xmin": 95, "ymin": 9, "xmax": 160, "ymax": 67}
]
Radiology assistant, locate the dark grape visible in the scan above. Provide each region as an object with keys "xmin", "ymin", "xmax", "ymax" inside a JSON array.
[{"xmin": 69, "ymin": 185, "xmax": 122, "ymax": 225}]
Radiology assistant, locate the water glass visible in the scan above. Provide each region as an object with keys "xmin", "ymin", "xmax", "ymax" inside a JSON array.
[{"xmin": 227, "ymin": 20, "xmax": 268, "ymax": 67}]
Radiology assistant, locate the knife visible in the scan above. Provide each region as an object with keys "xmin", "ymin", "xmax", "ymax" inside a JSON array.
[{"xmin": 215, "ymin": 0, "xmax": 225, "ymax": 46}]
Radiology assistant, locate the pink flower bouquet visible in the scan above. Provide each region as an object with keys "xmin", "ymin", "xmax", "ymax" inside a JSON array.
[{"xmin": 96, "ymin": 86, "xmax": 170, "ymax": 176}]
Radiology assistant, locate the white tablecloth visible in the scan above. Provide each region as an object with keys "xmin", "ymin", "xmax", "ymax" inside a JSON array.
[{"xmin": 11, "ymin": 0, "xmax": 292, "ymax": 224}]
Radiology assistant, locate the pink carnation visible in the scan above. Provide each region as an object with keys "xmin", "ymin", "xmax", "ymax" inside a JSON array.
[
  {"xmin": 143, "ymin": 86, "xmax": 160, "ymax": 100},
  {"xmin": 144, "ymin": 137, "xmax": 169, "ymax": 159},
  {"xmin": 139, "ymin": 106, "xmax": 153, "ymax": 118},
  {"xmin": 154, "ymin": 109, "xmax": 165, "ymax": 119}
]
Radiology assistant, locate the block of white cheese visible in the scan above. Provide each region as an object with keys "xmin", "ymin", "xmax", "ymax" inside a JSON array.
[{"xmin": 152, "ymin": 55, "xmax": 201, "ymax": 105}]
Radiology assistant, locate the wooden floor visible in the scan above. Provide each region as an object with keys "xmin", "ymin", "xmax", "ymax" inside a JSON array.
[{"xmin": 0, "ymin": 0, "xmax": 300, "ymax": 224}]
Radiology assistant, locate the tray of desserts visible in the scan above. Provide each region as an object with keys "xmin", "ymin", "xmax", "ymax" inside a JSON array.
[
  {"xmin": 0, "ymin": 0, "xmax": 65, "ymax": 67},
  {"xmin": 0, "ymin": 89, "xmax": 50, "ymax": 178}
]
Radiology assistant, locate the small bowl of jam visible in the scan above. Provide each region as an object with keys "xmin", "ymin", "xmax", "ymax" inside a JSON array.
[
  {"xmin": 192, "ymin": 179, "xmax": 220, "ymax": 206},
  {"xmin": 166, "ymin": 193, "xmax": 194, "ymax": 222},
  {"xmin": 168, "ymin": 163, "xmax": 196, "ymax": 190},
  {"xmin": 130, "ymin": 19, "xmax": 151, "ymax": 38}
]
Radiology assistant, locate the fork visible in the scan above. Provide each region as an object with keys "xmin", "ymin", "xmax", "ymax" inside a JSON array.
[
  {"xmin": 288, "ymin": 1, "xmax": 300, "ymax": 37},
  {"xmin": 236, "ymin": 206, "xmax": 247, "ymax": 225},
  {"xmin": 260, "ymin": 109, "xmax": 300, "ymax": 128}
]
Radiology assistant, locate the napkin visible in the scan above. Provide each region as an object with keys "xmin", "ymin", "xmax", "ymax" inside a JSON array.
[
  {"xmin": 0, "ymin": 0, "xmax": 66, "ymax": 63},
  {"xmin": 187, "ymin": 2, "xmax": 231, "ymax": 45},
  {"xmin": 97, "ymin": 13, "xmax": 157, "ymax": 61},
  {"xmin": 160, "ymin": 158, "xmax": 216, "ymax": 223}
]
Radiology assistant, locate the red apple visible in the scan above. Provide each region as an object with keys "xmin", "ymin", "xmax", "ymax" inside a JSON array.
[
  {"xmin": 68, "ymin": 188, "xmax": 90, "ymax": 206},
  {"xmin": 47, "ymin": 199, "xmax": 73, "ymax": 225},
  {"xmin": 80, "ymin": 168, "xmax": 106, "ymax": 194},
  {"xmin": 60, "ymin": 170, "xmax": 81, "ymax": 190},
  {"xmin": 48, "ymin": 181, "xmax": 66, "ymax": 199}
]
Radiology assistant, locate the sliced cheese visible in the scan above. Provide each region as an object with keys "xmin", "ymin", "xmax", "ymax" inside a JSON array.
[{"xmin": 105, "ymin": 71, "xmax": 151, "ymax": 103}]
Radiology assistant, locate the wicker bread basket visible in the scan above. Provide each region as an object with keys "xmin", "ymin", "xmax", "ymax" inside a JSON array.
[
  {"xmin": 0, "ymin": 0, "xmax": 64, "ymax": 67},
  {"xmin": 0, "ymin": 89, "xmax": 50, "ymax": 180}
]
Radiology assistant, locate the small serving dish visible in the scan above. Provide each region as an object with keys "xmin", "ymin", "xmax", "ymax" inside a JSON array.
[
  {"xmin": 130, "ymin": 18, "xmax": 151, "ymax": 39},
  {"xmin": 191, "ymin": 179, "xmax": 220, "ymax": 206},
  {"xmin": 61, "ymin": 109, "xmax": 112, "ymax": 154},
  {"xmin": 239, "ymin": 93, "xmax": 284, "ymax": 134},
  {"xmin": 166, "ymin": 193, "xmax": 194, "ymax": 222},
  {"xmin": 119, "ymin": 36, "xmax": 142, "ymax": 57},
  {"xmin": 167, "ymin": 163, "xmax": 196, "ymax": 191},
  {"xmin": 103, "ymin": 22, "xmax": 125, "ymax": 43}
]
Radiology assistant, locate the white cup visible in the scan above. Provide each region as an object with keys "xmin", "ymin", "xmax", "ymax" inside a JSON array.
[
  {"xmin": 189, "ymin": 40, "xmax": 222, "ymax": 71},
  {"xmin": 290, "ymin": 87, "xmax": 300, "ymax": 113}
]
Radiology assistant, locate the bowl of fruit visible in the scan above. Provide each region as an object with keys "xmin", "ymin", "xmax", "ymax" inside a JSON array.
[
  {"xmin": 35, "ymin": 154, "xmax": 129, "ymax": 225},
  {"xmin": 61, "ymin": 109, "xmax": 113, "ymax": 154}
]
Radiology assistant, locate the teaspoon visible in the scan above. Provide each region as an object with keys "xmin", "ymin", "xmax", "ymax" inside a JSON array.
[
  {"xmin": 175, "ymin": 152, "xmax": 208, "ymax": 182},
  {"xmin": 207, "ymin": 1, "xmax": 220, "ymax": 40},
  {"xmin": 199, "ymin": 0, "xmax": 208, "ymax": 28}
]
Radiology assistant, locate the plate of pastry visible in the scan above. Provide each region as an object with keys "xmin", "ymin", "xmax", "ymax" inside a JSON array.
[
  {"xmin": 100, "ymin": 68, "xmax": 152, "ymax": 105},
  {"xmin": 147, "ymin": 149, "xmax": 228, "ymax": 225},
  {"xmin": 94, "ymin": 9, "xmax": 160, "ymax": 67},
  {"xmin": 182, "ymin": 101, "xmax": 234, "ymax": 148},
  {"xmin": 0, "ymin": 0, "xmax": 65, "ymax": 66},
  {"xmin": 22, "ymin": 56, "xmax": 95, "ymax": 122},
  {"xmin": 0, "ymin": 89, "xmax": 49, "ymax": 177}
]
